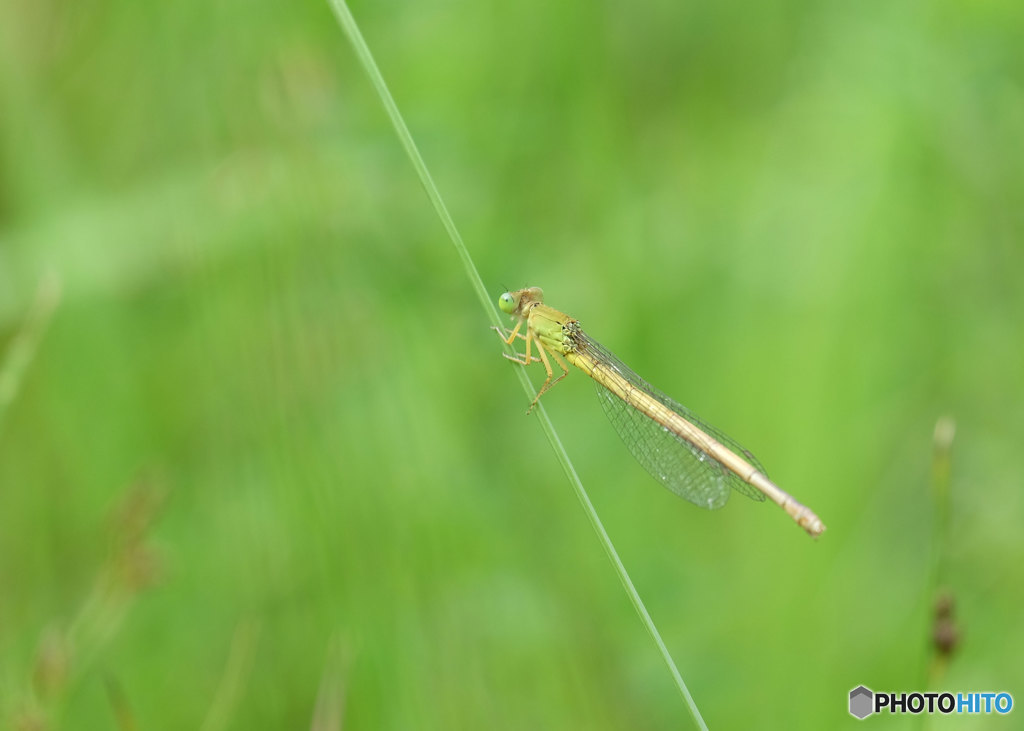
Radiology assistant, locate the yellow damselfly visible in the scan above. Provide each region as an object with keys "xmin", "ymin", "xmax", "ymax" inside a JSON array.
[{"xmin": 496, "ymin": 286, "xmax": 825, "ymax": 538}]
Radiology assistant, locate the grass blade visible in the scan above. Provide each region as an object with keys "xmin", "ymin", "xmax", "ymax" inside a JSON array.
[
  {"xmin": 0, "ymin": 272, "xmax": 61, "ymax": 433},
  {"xmin": 326, "ymin": 2, "xmax": 707, "ymax": 726}
]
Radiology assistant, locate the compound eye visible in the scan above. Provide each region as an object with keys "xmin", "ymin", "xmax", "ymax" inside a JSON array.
[{"xmin": 498, "ymin": 291, "xmax": 518, "ymax": 314}]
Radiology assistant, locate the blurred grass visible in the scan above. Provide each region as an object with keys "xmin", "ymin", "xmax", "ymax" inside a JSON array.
[{"xmin": 1, "ymin": 0, "xmax": 1023, "ymax": 728}]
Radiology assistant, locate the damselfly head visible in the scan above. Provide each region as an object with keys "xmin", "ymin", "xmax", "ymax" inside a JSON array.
[{"xmin": 498, "ymin": 287, "xmax": 544, "ymax": 316}]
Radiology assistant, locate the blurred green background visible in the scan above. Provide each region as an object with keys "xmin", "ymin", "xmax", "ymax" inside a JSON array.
[{"xmin": 2, "ymin": 0, "xmax": 1022, "ymax": 728}]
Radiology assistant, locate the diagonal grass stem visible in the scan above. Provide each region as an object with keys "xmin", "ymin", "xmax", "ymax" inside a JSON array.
[
  {"xmin": 326, "ymin": 2, "xmax": 707, "ymax": 727},
  {"xmin": 0, "ymin": 272, "xmax": 61, "ymax": 433}
]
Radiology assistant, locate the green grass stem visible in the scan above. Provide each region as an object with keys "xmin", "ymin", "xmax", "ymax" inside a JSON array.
[
  {"xmin": 326, "ymin": 1, "xmax": 707, "ymax": 727},
  {"xmin": 0, "ymin": 272, "xmax": 61, "ymax": 433}
]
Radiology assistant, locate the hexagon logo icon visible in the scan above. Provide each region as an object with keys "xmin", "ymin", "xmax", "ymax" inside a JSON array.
[{"xmin": 849, "ymin": 686, "xmax": 874, "ymax": 719}]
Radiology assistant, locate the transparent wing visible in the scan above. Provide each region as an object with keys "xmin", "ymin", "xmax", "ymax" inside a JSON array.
[{"xmin": 578, "ymin": 331, "xmax": 768, "ymax": 510}]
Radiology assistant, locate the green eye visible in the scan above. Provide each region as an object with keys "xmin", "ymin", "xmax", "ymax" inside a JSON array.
[{"xmin": 498, "ymin": 292, "xmax": 517, "ymax": 314}]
